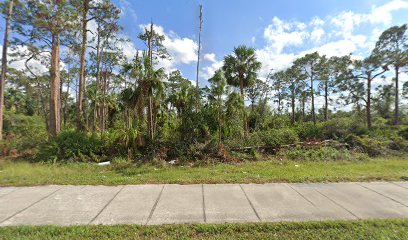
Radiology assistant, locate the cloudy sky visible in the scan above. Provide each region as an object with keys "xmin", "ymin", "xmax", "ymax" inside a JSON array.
[
  {"xmin": 0, "ymin": 0, "xmax": 407, "ymax": 109},
  {"xmin": 105, "ymin": 0, "xmax": 408, "ymax": 82}
]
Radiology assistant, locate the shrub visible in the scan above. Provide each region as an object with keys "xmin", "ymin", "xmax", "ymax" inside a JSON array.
[
  {"xmin": 37, "ymin": 130, "xmax": 106, "ymax": 162},
  {"xmin": 188, "ymin": 139, "xmax": 220, "ymax": 161},
  {"xmin": 224, "ymin": 134, "xmax": 246, "ymax": 149},
  {"xmin": 247, "ymin": 132, "xmax": 264, "ymax": 146},
  {"xmin": 259, "ymin": 128, "xmax": 299, "ymax": 148},
  {"xmin": 279, "ymin": 146, "xmax": 368, "ymax": 161},
  {"xmin": 318, "ymin": 117, "xmax": 367, "ymax": 139},
  {"xmin": 388, "ymin": 136, "xmax": 408, "ymax": 151},
  {"xmin": 345, "ymin": 135, "xmax": 389, "ymax": 157},
  {"xmin": 1, "ymin": 112, "xmax": 47, "ymax": 156},
  {"xmin": 258, "ymin": 115, "xmax": 291, "ymax": 130},
  {"xmin": 294, "ymin": 122, "xmax": 320, "ymax": 140},
  {"xmin": 398, "ymin": 127, "xmax": 408, "ymax": 140}
]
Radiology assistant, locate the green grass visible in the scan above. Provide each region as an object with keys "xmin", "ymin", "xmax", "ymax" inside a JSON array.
[
  {"xmin": 0, "ymin": 219, "xmax": 407, "ymax": 239},
  {"xmin": 1, "ymin": 156, "xmax": 408, "ymax": 186}
]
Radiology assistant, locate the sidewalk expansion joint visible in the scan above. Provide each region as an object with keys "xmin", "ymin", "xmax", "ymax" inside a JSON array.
[
  {"xmin": 356, "ymin": 183, "xmax": 408, "ymax": 208},
  {"xmin": 391, "ymin": 182, "xmax": 408, "ymax": 190},
  {"xmin": 239, "ymin": 184, "xmax": 261, "ymax": 222},
  {"xmin": 314, "ymin": 188, "xmax": 360, "ymax": 220},
  {"xmin": 202, "ymin": 184, "xmax": 207, "ymax": 223},
  {"xmin": 145, "ymin": 184, "xmax": 165, "ymax": 225},
  {"xmin": 90, "ymin": 186, "xmax": 124, "ymax": 224},
  {"xmin": 0, "ymin": 186, "xmax": 65, "ymax": 224},
  {"xmin": 286, "ymin": 184, "xmax": 316, "ymax": 207}
]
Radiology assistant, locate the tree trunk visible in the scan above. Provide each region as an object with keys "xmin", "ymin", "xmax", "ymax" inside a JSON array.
[
  {"xmin": 93, "ymin": 22, "xmax": 101, "ymax": 132},
  {"xmin": 239, "ymin": 72, "xmax": 248, "ymax": 133},
  {"xmin": 148, "ymin": 96, "xmax": 153, "ymax": 139},
  {"xmin": 301, "ymin": 97, "xmax": 305, "ymax": 121},
  {"xmin": 59, "ymin": 71, "xmax": 63, "ymax": 128},
  {"xmin": 394, "ymin": 65, "xmax": 399, "ymax": 125},
  {"xmin": 64, "ymin": 69, "xmax": 70, "ymax": 126},
  {"xmin": 106, "ymin": 70, "xmax": 111, "ymax": 129},
  {"xmin": 218, "ymin": 96, "xmax": 222, "ymax": 143},
  {"xmin": 310, "ymin": 76, "xmax": 316, "ymax": 124},
  {"xmin": 100, "ymin": 71, "xmax": 106, "ymax": 133},
  {"xmin": 49, "ymin": 33, "xmax": 61, "ymax": 137},
  {"xmin": 324, "ymin": 80, "xmax": 328, "ymax": 121},
  {"xmin": 77, "ymin": 0, "xmax": 89, "ymax": 131},
  {"xmin": 147, "ymin": 23, "xmax": 154, "ymax": 140},
  {"xmin": 0, "ymin": 0, "xmax": 13, "ymax": 140},
  {"xmin": 367, "ymin": 73, "xmax": 372, "ymax": 129},
  {"xmin": 291, "ymin": 84, "xmax": 295, "ymax": 124}
]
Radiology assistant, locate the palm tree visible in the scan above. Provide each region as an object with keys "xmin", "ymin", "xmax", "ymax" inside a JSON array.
[
  {"xmin": 222, "ymin": 45, "xmax": 261, "ymax": 133},
  {"xmin": 209, "ymin": 70, "xmax": 227, "ymax": 143}
]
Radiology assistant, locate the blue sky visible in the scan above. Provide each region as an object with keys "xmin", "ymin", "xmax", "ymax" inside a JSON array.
[
  {"xmin": 1, "ymin": 0, "xmax": 407, "ymax": 82},
  {"xmin": 111, "ymin": 0, "xmax": 408, "ymax": 86}
]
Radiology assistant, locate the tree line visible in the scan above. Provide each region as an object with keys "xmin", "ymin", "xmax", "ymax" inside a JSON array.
[{"xmin": 0, "ymin": 0, "xmax": 407, "ymax": 152}]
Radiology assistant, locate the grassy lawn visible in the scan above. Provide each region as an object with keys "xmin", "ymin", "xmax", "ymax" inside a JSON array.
[
  {"xmin": 0, "ymin": 219, "xmax": 407, "ymax": 240},
  {"xmin": 1, "ymin": 156, "xmax": 408, "ymax": 186}
]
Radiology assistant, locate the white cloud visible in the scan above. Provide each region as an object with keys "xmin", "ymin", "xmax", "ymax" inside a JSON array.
[
  {"xmin": 139, "ymin": 24, "xmax": 198, "ymax": 73},
  {"xmin": 255, "ymin": 0, "xmax": 407, "ymax": 80},
  {"xmin": 330, "ymin": 11, "xmax": 362, "ymax": 39},
  {"xmin": 310, "ymin": 28, "xmax": 325, "ymax": 43},
  {"xmin": 369, "ymin": 0, "xmax": 408, "ymax": 25},
  {"xmin": 310, "ymin": 35, "xmax": 367, "ymax": 58},
  {"xmin": 118, "ymin": 39, "xmax": 138, "ymax": 59},
  {"xmin": 0, "ymin": 45, "xmax": 49, "ymax": 76},
  {"xmin": 255, "ymin": 48, "xmax": 296, "ymax": 78},
  {"xmin": 330, "ymin": 0, "xmax": 408, "ymax": 39},
  {"xmin": 119, "ymin": 0, "xmax": 138, "ymax": 22},
  {"xmin": 310, "ymin": 17, "xmax": 325, "ymax": 27},
  {"xmin": 200, "ymin": 54, "xmax": 223, "ymax": 81},
  {"xmin": 164, "ymin": 36, "xmax": 197, "ymax": 64},
  {"xmin": 204, "ymin": 53, "xmax": 216, "ymax": 63},
  {"xmin": 263, "ymin": 17, "xmax": 309, "ymax": 54}
]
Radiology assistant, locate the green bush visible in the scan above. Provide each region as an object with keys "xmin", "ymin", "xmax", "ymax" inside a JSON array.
[
  {"xmin": 259, "ymin": 128, "xmax": 299, "ymax": 148},
  {"xmin": 279, "ymin": 147, "xmax": 368, "ymax": 161},
  {"xmin": 318, "ymin": 118, "xmax": 367, "ymax": 139},
  {"xmin": 258, "ymin": 115, "xmax": 291, "ymax": 130},
  {"xmin": 37, "ymin": 130, "xmax": 106, "ymax": 162},
  {"xmin": 388, "ymin": 136, "xmax": 408, "ymax": 151},
  {"xmin": 247, "ymin": 132, "xmax": 264, "ymax": 146},
  {"xmin": 294, "ymin": 122, "xmax": 320, "ymax": 140},
  {"xmin": 1, "ymin": 111, "xmax": 47, "ymax": 155},
  {"xmin": 188, "ymin": 139, "xmax": 220, "ymax": 161},
  {"xmin": 398, "ymin": 127, "xmax": 408, "ymax": 140},
  {"xmin": 345, "ymin": 135, "xmax": 389, "ymax": 156}
]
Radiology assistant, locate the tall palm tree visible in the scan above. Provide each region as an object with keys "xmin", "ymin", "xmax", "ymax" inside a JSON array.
[
  {"xmin": 209, "ymin": 70, "xmax": 227, "ymax": 143},
  {"xmin": 222, "ymin": 45, "xmax": 261, "ymax": 133}
]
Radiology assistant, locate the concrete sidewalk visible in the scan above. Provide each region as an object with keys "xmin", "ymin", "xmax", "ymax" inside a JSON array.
[{"xmin": 1, "ymin": 182, "xmax": 408, "ymax": 226}]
